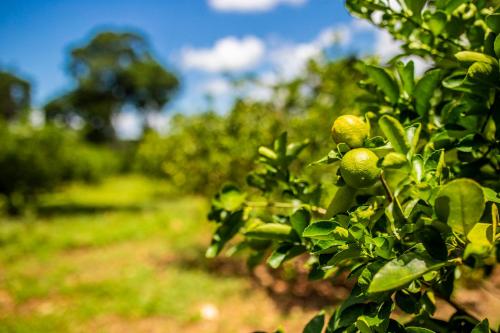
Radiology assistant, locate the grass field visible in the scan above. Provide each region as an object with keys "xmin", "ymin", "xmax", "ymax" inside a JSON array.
[
  {"xmin": 1, "ymin": 176, "xmax": 499, "ymax": 332},
  {"xmin": 0, "ymin": 176, "xmax": 316, "ymax": 333}
]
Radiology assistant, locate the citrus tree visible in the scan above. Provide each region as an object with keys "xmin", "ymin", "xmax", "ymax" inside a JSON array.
[{"xmin": 206, "ymin": 0, "xmax": 500, "ymax": 332}]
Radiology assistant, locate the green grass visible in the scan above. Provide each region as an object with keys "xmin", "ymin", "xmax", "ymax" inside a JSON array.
[{"xmin": 0, "ymin": 175, "xmax": 313, "ymax": 333}]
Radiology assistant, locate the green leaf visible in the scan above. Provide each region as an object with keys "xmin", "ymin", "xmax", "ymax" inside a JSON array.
[
  {"xmin": 379, "ymin": 115, "xmax": 410, "ymax": 154},
  {"xmin": 483, "ymin": 187, "xmax": 500, "ymax": 203},
  {"xmin": 365, "ymin": 65, "xmax": 400, "ymax": 104},
  {"xmin": 368, "ymin": 253, "xmax": 445, "ymax": 293},
  {"xmin": 396, "ymin": 61, "xmax": 415, "ymax": 95},
  {"xmin": 364, "ymin": 136, "xmax": 387, "ymax": 148},
  {"xmin": 494, "ymin": 34, "xmax": 500, "ymax": 59},
  {"xmin": 218, "ymin": 185, "xmax": 246, "ymax": 211},
  {"xmin": 267, "ymin": 243, "xmax": 306, "ymax": 269},
  {"xmin": 455, "ymin": 51, "xmax": 498, "ymax": 66},
  {"xmin": 466, "ymin": 223, "xmax": 493, "ymax": 246},
  {"xmin": 412, "ymin": 155, "xmax": 424, "ymax": 183},
  {"xmin": 327, "ymin": 246, "xmax": 362, "ymax": 266},
  {"xmin": 414, "ymin": 69, "xmax": 441, "ymax": 117},
  {"xmin": 381, "ymin": 152, "xmax": 408, "ymax": 169},
  {"xmin": 435, "ymin": 179, "xmax": 486, "ymax": 234},
  {"xmin": 404, "ymin": 0, "xmax": 427, "ymax": 16},
  {"xmin": 258, "ymin": 146, "xmax": 278, "ymax": 160},
  {"xmin": 373, "ymin": 237, "xmax": 395, "ymax": 259},
  {"xmin": 302, "ymin": 221, "xmax": 349, "ymax": 241},
  {"xmin": 493, "ymin": 204, "xmax": 498, "ymax": 243},
  {"xmin": 443, "ymin": 0, "xmax": 467, "ymax": 14},
  {"xmin": 286, "ymin": 139, "xmax": 310, "ymax": 159},
  {"xmin": 274, "ymin": 132, "xmax": 288, "ymax": 160},
  {"xmin": 309, "ymin": 149, "xmax": 341, "ymax": 166},
  {"xmin": 325, "ymin": 185, "xmax": 356, "ymax": 218},
  {"xmin": 206, "ymin": 210, "xmax": 244, "ymax": 258},
  {"xmin": 303, "ymin": 311, "xmax": 325, "ymax": 333},
  {"xmin": 245, "ymin": 223, "xmax": 297, "ymax": 241},
  {"xmin": 471, "ymin": 319, "xmax": 490, "ymax": 333},
  {"xmin": 486, "ymin": 13, "xmax": 500, "ymax": 33},
  {"xmin": 395, "ymin": 290, "xmax": 420, "ymax": 314},
  {"xmin": 357, "ymin": 300, "xmax": 393, "ymax": 332},
  {"xmin": 418, "ymin": 226, "xmax": 448, "ymax": 261},
  {"xmin": 356, "ymin": 317, "xmax": 372, "ymax": 333},
  {"xmin": 427, "ymin": 11, "xmax": 447, "ymax": 35},
  {"xmin": 468, "ymin": 62, "xmax": 498, "ymax": 85},
  {"xmin": 290, "ymin": 208, "xmax": 310, "ymax": 237},
  {"xmin": 435, "ymin": 150, "xmax": 446, "ymax": 181},
  {"xmin": 406, "ymin": 124, "xmax": 421, "ymax": 156}
]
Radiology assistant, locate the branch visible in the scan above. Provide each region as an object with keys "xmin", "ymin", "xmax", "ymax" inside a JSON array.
[{"xmin": 244, "ymin": 201, "xmax": 327, "ymax": 215}]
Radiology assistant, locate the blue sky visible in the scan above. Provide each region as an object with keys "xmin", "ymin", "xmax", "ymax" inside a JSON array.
[{"xmin": 0, "ymin": 0, "xmax": 392, "ymax": 137}]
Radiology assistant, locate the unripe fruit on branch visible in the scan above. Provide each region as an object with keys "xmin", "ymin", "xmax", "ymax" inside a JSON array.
[
  {"xmin": 331, "ymin": 115, "xmax": 369, "ymax": 148},
  {"xmin": 340, "ymin": 148, "xmax": 380, "ymax": 189}
]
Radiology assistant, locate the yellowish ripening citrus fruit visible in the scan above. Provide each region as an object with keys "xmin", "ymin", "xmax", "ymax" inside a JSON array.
[
  {"xmin": 331, "ymin": 115, "xmax": 369, "ymax": 148},
  {"xmin": 340, "ymin": 148, "xmax": 380, "ymax": 189}
]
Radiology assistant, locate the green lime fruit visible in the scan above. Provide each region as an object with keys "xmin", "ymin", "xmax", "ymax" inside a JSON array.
[
  {"xmin": 340, "ymin": 148, "xmax": 380, "ymax": 189},
  {"xmin": 331, "ymin": 115, "xmax": 369, "ymax": 148}
]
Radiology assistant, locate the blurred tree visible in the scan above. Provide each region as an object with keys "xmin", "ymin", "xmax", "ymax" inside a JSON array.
[
  {"xmin": 45, "ymin": 32, "xmax": 179, "ymax": 142},
  {"xmin": 0, "ymin": 71, "xmax": 31, "ymax": 121},
  {"xmin": 135, "ymin": 57, "xmax": 364, "ymax": 195}
]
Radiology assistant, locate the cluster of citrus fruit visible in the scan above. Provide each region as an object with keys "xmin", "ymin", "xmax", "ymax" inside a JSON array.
[{"xmin": 331, "ymin": 115, "xmax": 380, "ymax": 189}]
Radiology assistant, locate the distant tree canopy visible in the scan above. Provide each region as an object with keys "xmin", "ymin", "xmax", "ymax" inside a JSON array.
[
  {"xmin": 135, "ymin": 57, "xmax": 364, "ymax": 195},
  {"xmin": 45, "ymin": 32, "xmax": 179, "ymax": 142},
  {"xmin": 0, "ymin": 71, "xmax": 31, "ymax": 121}
]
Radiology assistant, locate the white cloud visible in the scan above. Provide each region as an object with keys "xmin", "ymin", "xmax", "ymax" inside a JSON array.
[
  {"xmin": 373, "ymin": 29, "xmax": 402, "ymax": 60},
  {"xmin": 146, "ymin": 112, "xmax": 172, "ymax": 134},
  {"xmin": 208, "ymin": 0, "xmax": 307, "ymax": 12},
  {"xmin": 113, "ymin": 112, "xmax": 142, "ymax": 140},
  {"xmin": 203, "ymin": 77, "xmax": 232, "ymax": 96},
  {"xmin": 269, "ymin": 24, "xmax": 351, "ymax": 78},
  {"xmin": 181, "ymin": 36, "xmax": 265, "ymax": 73}
]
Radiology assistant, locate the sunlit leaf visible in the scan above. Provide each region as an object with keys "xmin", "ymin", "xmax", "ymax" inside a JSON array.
[
  {"xmin": 378, "ymin": 115, "xmax": 410, "ymax": 154},
  {"xmin": 435, "ymin": 179, "xmax": 485, "ymax": 234},
  {"xmin": 368, "ymin": 253, "xmax": 445, "ymax": 293},
  {"xmin": 414, "ymin": 69, "xmax": 441, "ymax": 117},
  {"xmin": 365, "ymin": 65, "xmax": 400, "ymax": 104}
]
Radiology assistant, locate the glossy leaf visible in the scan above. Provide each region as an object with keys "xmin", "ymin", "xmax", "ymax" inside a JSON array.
[
  {"xmin": 368, "ymin": 254, "xmax": 445, "ymax": 293},
  {"xmin": 381, "ymin": 152, "xmax": 408, "ymax": 169},
  {"xmin": 365, "ymin": 65, "xmax": 400, "ymax": 104},
  {"xmin": 435, "ymin": 179, "xmax": 486, "ymax": 234},
  {"xmin": 427, "ymin": 11, "xmax": 447, "ymax": 35},
  {"xmin": 379, "ymin": 115, "xmax": 410, "ymax": 154},
  {"xmin": 290, "ymin": 208, "xmax": 311, "ymax": 237},
  {"xmin": 327, "ymin": 246, "xmax": 362, "ymax": 266},
  {"xmin": 303, "ymin": 221, "xmax": 349, "ymax": 241},
  {"xmin": 325, "ymin": 185, "xmax": 356, "ymax": 218},
  {"xmin": 245, "ymin": 223, "xmax": 298, "ymax": 241},
  {"xmin": 455, "ymin": 51, "xmax": 498, "ymax": 66},
  {"xmin": 404, "ymin": 0, "xmax": 427, "ymax": 16},
  {"xmin": 414, "ymin": 69, "xmax": 441, "ymax": 117},
  {"xmin": 303, "ymin": 311, "xmax": 325, "ymax": 333},
  {"xmin": 396, "ymin": 61, "xmax": 415, "ymax": 95},
  {"xmin": 466, "ymin": 223, "xmax": 492, "ymax": 246}
]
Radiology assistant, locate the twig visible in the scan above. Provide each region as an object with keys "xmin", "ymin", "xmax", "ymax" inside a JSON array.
[{"xmin": 244, "ymin": 201, "xmax": 326, "ymax": 215}]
